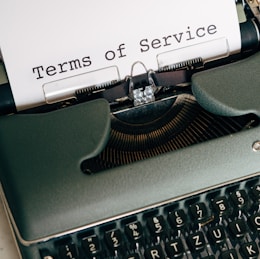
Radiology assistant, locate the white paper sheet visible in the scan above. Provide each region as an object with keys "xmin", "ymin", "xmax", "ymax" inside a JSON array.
[{"xmin": 0, "ymin": 0, "xmax": 241, "ymax": 110}]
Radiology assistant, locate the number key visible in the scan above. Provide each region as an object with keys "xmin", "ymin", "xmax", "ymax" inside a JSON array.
[
  {"xmin": 125, "ymin": 221, "xmax": 143, "ymax": 243},
  {"xmin": 189, "ymin": 202, "xmax": 208, "ymax": 223},
  {"xmin": 230, "ymin": 190, "xmax": 250, "ymax": 211},
  {"xmin": 212, "ymin": 196, "xmax": 231, "ymax": 217},
  {"xmin": 168, "ymin": 209, "xmax": 187, "ymax": 230},
  {"xmin": 105, "ymin": 229, "xmax": 123, "ymax": 251},
  {"xmin": 82, "ymin": 235, "xmax": 100, "ymax": 256},
  {"xmin": 58, "ymin": 243, "xmax": 79, "ymax": 259},
  {"xmin": 147, "ymin": 216, "xmax": 166, "ymax": 237}
]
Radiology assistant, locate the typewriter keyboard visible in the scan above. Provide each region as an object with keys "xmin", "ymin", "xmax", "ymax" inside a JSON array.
[{"xmin": 39, "ymin": 175, "xmax": 260, "ymax": 259}]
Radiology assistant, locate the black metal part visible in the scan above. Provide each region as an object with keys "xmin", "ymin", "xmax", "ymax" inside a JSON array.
[{"xmin": 0, "ymin": 83, "xmax": 16, "ymax": 115}]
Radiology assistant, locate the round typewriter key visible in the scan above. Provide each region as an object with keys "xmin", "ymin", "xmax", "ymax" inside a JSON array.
[
  {"xmin": 228, "ymin": 219, "xmax": 248, "ymax": 239},
  {"xmin": 207, "ymin": 225, "xmax": 226, "ymax": 245},
  {"xmin": 168, "ymin": 209, "xmax": 187, "ymax": 230},
  {"xmin": 212, "ymin": 196, "xmax": 232, "ymax": 217},
  {"xmin": 124, "ymin": 253, "xmax": 140, "ymax": 259},
  {"xmin": 186, "ymin": 231, "xmax": 206, "ymax": 252},
  {"xmin": 165, "ymin": 238, "xmax": 184, "ymax": 258},
  {"xmin": 82, "ymin": 235, "xmax": 101, "ymax": 256},
  {"xmin": 250, "ymin": 184, "xmax": 260, "ymax": 203},
  {"xmin": 230, "ymin": 190, "xmax": 250, "ymax": 212},
  {"xmin": 144, "ymin": 245, "xmax": 165, "ymax": 259},
  {"xmin": 58, "ymin": 243, "xmax": 79, "ymax": 259},
  {"xmin": 147, "ymin": 216, "xmax": 166, "ymax": 237},
  {"xmin": 248, "ymin": 212, "xmax": 260, "ymax": 232},
  {"xmin": 240, "ymin": 241, "xmax": 259, "ymax": 258},
  {"xmin": 104, "ymin": 229, "xmax": 123, "ymax": 252},
  {"xmin": 189, "ymin": 202, "xmax": 209, "ymax": 223},
  {"xmin": 125, "ymin": 221, "xmax": 143, "ymax": 243}
]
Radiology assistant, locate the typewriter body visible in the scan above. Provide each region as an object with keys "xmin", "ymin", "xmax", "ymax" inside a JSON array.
[{"xmin": 0, "ymin": 1, "xmax": 260, "ymax": 258}]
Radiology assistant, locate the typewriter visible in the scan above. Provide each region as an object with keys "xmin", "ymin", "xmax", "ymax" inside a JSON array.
[{"xmin": 0, "ymin": 0, "xmax": 260, "ymax": 258}]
